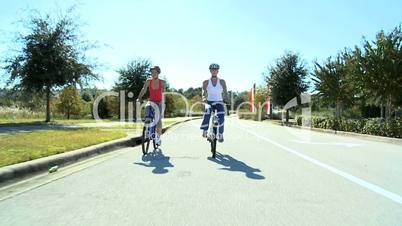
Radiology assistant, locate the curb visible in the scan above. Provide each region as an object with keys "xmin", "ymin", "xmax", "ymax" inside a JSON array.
[
  {"xmin": 0, "ymin": 117, "xmax": 201, "ymax": 186},
  {"xmin": 267, "ymin": 120, "xmax": 402, "ymax": 145}
]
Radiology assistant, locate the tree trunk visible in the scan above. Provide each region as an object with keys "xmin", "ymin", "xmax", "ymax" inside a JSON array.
[
  {"xmin": 45, "ymin": 86, "xmax": 51, "ymax": 122},
  {"xmin": 286, "ymin": 109, "xmax": 289, "ymax": 125},
  {"xmin": 269, "ymin": 104, "xmax": 273, "ymax": 118},
  {"xmin": 335, "ymin": 101, "xmax": 341, "ymax": 119},
  {"xmin": 385, "ymin": 96, "xmax": 392, "ymax": 119}
]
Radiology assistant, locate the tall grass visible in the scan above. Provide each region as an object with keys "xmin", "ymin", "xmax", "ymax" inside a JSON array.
[{"xmin": 0, "ymin": 107, "xmax": 45, "ymax": 120}]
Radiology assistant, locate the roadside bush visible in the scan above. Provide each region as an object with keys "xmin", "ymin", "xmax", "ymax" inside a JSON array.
[
  {"xmin": 295, "ymin": 115, "xmax": 401, "ymax": 138},
  {"xmin": 238, "ymin": 113, "xmax": 258, "ymax": 121}
]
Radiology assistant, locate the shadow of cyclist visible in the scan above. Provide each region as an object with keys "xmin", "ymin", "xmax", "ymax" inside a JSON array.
[
  {"xmin": 208, "ymin": 153, "xmax": 265, "ymax": 180},
  {"xmin": 134, "ymin": 149, "xmax": 174, "ymax": 174}
]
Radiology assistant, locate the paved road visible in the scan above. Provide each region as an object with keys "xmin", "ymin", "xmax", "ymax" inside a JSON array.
[{"xmin": 0, "ymin": 118, "xmax": 401, "ymax": 225}]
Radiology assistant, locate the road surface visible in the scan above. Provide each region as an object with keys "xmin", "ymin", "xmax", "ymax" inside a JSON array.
[{"xmin": 0, "ymin": 117, "xmax": 401, "ymax": 225}]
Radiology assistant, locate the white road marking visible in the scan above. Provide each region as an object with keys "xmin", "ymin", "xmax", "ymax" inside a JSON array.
[{"xmin": 236, "ymin": 125, "xmax": 402, "ymax": 206}]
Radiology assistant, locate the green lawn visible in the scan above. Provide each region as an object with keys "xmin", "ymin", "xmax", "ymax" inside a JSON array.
[
  {"xmin": 0, "ymin": 117, "xmax": 191, "ymax": 167},
  {"xmin": 0, "ymin": 128, "xmax": 126, "ymax": 167}
]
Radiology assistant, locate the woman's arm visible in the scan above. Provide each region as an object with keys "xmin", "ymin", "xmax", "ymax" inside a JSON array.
[
  {"xmin": 220, "ymin": 79, "xmax": 228, "ymax": 103},
  {"xmin": 202, "ymin": 80, "xmax": 208, "ymax": 102},
  {"xmin": 137, "ymin": 80, "xmax": 149, "ymax": 101}
]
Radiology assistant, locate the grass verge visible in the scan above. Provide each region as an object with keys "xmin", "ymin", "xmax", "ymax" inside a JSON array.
[{"xmin": 0, "ymin": 128, "xmax": 126, "ymax": 167}]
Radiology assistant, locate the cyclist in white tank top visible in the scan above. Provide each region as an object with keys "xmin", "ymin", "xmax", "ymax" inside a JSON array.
[
  {"xmin": 207, "ymin": 78, "xmax": 223, "ymax": 102},
  {"xmin": 200, "ymin": 63, "xmax": 228, "ymax": 142}
]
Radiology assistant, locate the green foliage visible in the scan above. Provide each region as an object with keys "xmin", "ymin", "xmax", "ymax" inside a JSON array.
[
  {"xmin": 352, "ymin": 25, "xmax": 402, "ymax": 118},
  {"xmin": 114, "ymin": 59, "xmax": 151, "ymax": 119},
  {"xmin": 3, "ymin": 10, "xmax": 98, "ymax": 122},
  {"xmin": 93, "ymin": 93, "xmax": 118, "ymax": 119},
  {"xmin": 238, "ymin": 113, "xmax": 258, "ymax": 121},
  {"xmin": 182, "ymin": 87, "xmax": 202, "ymax": 99},
  {"xmin": 164, "ymin": 93, "xmax": 187, "ymax": 117},
  {"xmin": 55, "ymin": 86, "xmax": 84, "ymax": 119},
  {"xmin": 232, "ymin": 91, "xmax": 248, "ymax": 110},
  {"xmin": 312, "ymin": 51, "xmax": 355, "ymax": 118},
  {"xmin": 295, "ymin": 115, "xmax": 402, "ymax": 138},
  {"xmin": 114, "ymin": 59, "xmax": 152, "ymax": 97},
  {"xmin": 265, "ymin": 52, "xmax": 309, "ymax": 107},
  {"xmin": 0, "ymin": 88, "xmax": 45, "ymax": 111},
  {"xmin": 189, "ymin": 95, "xmax": 204, "ymax": 114},
  {"xmin": 81, "ymin": 92, "xmax": 92, "ymax": 102},
  {"xmin": 309, "ymin": 25, "xmax": 402, "ymax": 119}
]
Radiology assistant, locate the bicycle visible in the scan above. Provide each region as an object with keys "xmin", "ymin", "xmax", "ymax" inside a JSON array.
[
  {"xmin": 204, "ymin": 102, "xmax": 225, "ymax": 158},
  {"xmin": 140, "ymin": 101, "xmax": 160, "ymax": 155}
]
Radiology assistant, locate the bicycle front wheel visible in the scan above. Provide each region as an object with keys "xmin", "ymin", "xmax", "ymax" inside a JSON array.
[
  {"xmin": 211, "ymin": 128, "xmax": 217, "ymax": 158},
  {"xmin": 211, "ymin": 138, "xmax": 217, "ymax": 158},
  {"xmin": 153, "ymin": 138, "xmax": 158, "ymax": 150},
  {"xmin": 142, "ymin": 126, "xmax": 150, "ymax": 155}
]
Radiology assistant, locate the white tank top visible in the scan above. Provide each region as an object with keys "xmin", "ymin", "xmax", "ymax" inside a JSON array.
[{"xmin": 207, "ymin": 78, "xmax": 223, "ymax": 101}]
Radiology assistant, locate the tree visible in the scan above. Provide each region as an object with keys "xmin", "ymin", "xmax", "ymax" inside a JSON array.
[
  {"xmin": 254, "ymin": 86, "xmax": 268, "ymax": 106},
  {"xmin": 3, "ymin": 9, "xmax": 98, "ymax": 122},
  {"xmin": 190, "ymin": 94, "xmax": 203, "ymax": 113},
  {"xmin": 353, "ymin": 25, "xmax": 402, "ymax": 118},
  {"xmin": 115, "ymin": 59, "xmax": 151, "ymax": 96},
  {"xmin": 265, "ymin": 52, "xmax": 309, "ymax": 122},
  {"xmin": 312, "ymin": 51, "xmax": 355, "ymax": 118},
  {"xmin": 233, "ymin": 91, "xmax": 248, "ymax": 110},
  {"xmin": 91, "ymin": 89, "xmax": 115, "ymax": 119},
  {"xmin": 0, "ymin": 88, "xmax": 15, "ymax": 107},
  {"xmin": 56, "ymin": 86, "xmax": 83, "ymax": 119},
  {"xmin": 183, "ymin": 87, "xmax": 202, "ymax": 99},
  {"xmin": 81, "ymin": 92, "xmax": 92, "ymax": 102},
  {"xmin": 114, "ymin": 59, "xmax": 151, "ymax": 120}
]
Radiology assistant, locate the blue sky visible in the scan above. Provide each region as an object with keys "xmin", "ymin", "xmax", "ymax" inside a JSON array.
[{"xmin": 0, "ymin": 0, "xmax": 401, "ymax": 92}]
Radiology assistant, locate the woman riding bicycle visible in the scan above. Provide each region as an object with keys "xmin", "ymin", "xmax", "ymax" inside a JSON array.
[
  {"xmin": 136, "ymin": 65, "xmax": 166, "ymax": 146},
  {"xmin": 200, "ymin": 63, "xmax": 228, "ymax": 142}
]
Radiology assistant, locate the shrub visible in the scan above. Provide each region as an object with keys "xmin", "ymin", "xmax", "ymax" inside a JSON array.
[{"xmin": 295, "ymin": 116, "xmax": 401, "ymax": 138}]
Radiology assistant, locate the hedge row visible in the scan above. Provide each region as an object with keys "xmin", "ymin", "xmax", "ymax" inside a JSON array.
[{"xmin": 295, "ymin": 116, "xmax": 402, "ymax": 138}]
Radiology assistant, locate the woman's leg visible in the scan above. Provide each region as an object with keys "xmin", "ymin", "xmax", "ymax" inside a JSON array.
[
  {"xmin": 155, "ymin": 102, "xmax": 163, "ymax": 136},
  {"xmin": 216, "ymin": 102, "xmax": 225, "ymax": 135},
  {"xmin": 200, "ymin": 102, "xmax": 212, "ymax": 131}
]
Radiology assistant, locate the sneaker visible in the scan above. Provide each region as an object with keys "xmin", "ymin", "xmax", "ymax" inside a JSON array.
[
  {"xmin": 202, "ymin": 130, "xmax": 208, "ymax": 138},
  {"xmin": 217, "ymin": 134, "xmax": 224, "ymax": 143}
]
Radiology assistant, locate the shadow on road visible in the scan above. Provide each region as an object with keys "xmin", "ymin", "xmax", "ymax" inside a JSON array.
[
  {"xmin": 134, "ymin": 149, "xmax": 174, "ymax": 174},
  {"xmin": 208, "ymin": 153, "xmax": 265, "ymax": 180}
]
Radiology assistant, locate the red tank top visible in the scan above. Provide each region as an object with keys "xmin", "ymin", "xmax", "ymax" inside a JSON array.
[{"xmin": 149, "ymin": 79, "xmax": 162, "ymax": 102}]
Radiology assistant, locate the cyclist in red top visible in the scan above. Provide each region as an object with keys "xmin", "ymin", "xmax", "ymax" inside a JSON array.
[{"xmin": 137, "ymin": 66, "xmax": 166, "ymax": 146}]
